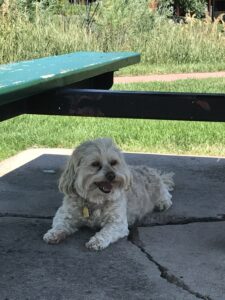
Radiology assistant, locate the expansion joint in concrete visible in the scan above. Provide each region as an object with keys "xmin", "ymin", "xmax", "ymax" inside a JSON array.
[
  {"xmin": 128, "ymin": 227, "xmax": 213, "ymax": 300},
  {"xmin": 0, "ymin": 213, "xmax": 52, "ymax": 219},
  {"xmin": 141, "ymin": 215, "xmax": 225, "ymax": 227}
]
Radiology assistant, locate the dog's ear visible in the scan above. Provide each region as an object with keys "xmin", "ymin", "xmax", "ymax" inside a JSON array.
[{"xmin": 58, "ymin": 148, "xmax": 81, "ymax": 195}]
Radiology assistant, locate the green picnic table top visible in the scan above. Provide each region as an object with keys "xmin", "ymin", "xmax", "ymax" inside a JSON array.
[{"xmin": 0, "ymin": 51, "xmax": 140, "ymax": 106}]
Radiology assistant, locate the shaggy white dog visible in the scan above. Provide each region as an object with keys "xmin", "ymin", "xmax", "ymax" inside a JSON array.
[{"xmin": 43, "ymin": 138, "xmax": 174, "ymax": 250}]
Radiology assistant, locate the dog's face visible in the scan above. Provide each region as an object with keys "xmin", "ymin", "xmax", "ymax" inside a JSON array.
[{"xmin": 59, "ymin": 138, "xmax": 132, "ymax": 202}]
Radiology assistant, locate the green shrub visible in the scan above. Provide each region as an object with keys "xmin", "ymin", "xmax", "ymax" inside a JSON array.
[
  {"xmin": 176, "ymin": 0, "xmax": 207, "ymax": 17},
  {"xmin": 158, "ymin": 0, "xmax": 207, "ymax": 18},
  {"xmin": 8, "ymin": 0, "xmax": 73, "ymax": 16},
  {"xmin": 92, "ymin": 0, "xmax": 158, "ymax": 51}
]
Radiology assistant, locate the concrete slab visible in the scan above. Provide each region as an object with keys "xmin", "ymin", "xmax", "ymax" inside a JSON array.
[
  {"xmin": 0, "ymin": 217, "xmax": 194, "ymax": 300},
  {"xmin": 0, "ymin": 149, "xmax": 71, "ymax": 217},
  {"xmin": 125, "ymin": 153, "xmax": 225, "ymax": 225},
  {"xmin": 1, "ymin": 148, "xmax": 225, "ymax": 299},
  {"xmin": 137, "ymin": 222, "xmax": 225, "ymax": 300}
]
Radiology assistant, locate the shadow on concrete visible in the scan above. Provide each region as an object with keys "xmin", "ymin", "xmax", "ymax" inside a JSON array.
[{"xmin": 1, "ymin": 151, "xmax": 225, "ymax": 222}]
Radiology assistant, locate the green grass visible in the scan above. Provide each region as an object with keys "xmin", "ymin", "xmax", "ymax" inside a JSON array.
[
  {"xmin": 1, "ymin": 1, "xmax": 225, "ymax": 75},
  {"xmin": 118, "ymin": 62, "xmax": 225, "ymax": 76},
  {"xmin": 1, "ymin": 78, "xmax": 225, "ymax": 162},
  {"xmin": 114, "ymin": 77, "xmax": 225, "ymax": 93}
]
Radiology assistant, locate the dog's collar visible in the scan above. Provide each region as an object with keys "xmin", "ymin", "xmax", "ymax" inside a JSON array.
[{"xmin": 81, "ymin": 200, "xmax": 103, "ymax": 219}]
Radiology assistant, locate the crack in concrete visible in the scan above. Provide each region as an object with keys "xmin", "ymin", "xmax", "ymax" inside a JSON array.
[
  {"xmin": 128, "ymin": 227, "xmax": 213, "ymax": 300},
  {"xmin": 1, "ymin": 212, "xmax": 225, "ymax": 227},
  {"xmin": 140, "ymin": 215, "xmax": 225, "ymax": 227},
  {"xmin": 0, "ymin": 212, "xmax": 221, "ymax": 299},
  {"xmin": 0, "ymin": 213, "xmax": 52, "ymax": 219}
]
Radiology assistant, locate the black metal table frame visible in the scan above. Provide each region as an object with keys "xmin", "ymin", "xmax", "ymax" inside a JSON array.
[{"xmin": 1, "ymin": 71, "xmax": 225, "ymax": 122}]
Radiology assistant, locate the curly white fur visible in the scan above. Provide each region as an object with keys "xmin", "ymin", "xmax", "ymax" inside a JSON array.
[{"xmin": 43, "ymin": 138, "xmax": 174, "ymax": 250}]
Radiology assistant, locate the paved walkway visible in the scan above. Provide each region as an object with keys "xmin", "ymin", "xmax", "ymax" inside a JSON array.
[
  {"xmin": 114, "ymin": 71, "xmax": 225, "ymax": 83},
  {"xmin": 1, "ymin": 149, "xmax": 225, "ymax": 299}
]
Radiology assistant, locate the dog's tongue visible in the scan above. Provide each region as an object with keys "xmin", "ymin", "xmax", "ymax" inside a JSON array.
[{"xmin": 96, "ymin": 182, "xmax": 112, "ymax": 193}]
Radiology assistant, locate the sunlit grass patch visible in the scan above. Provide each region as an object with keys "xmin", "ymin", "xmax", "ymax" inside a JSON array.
[{"xmin": 1, "ymin": 78, "xmax": 225, "ymax": 161}]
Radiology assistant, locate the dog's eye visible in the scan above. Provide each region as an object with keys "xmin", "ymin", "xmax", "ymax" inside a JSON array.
[
  {"xmin": 110, "ymin": 160, "xmax": 118, "ymax": 166},
  {"xmin": 91, "ymin": 161, "xmax": 101, "ymax": 168}
]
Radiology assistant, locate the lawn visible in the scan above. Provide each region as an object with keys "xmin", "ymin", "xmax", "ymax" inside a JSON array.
[
  {"xmin": 1, "ymin": 78, "xmax": 225, "ymax": 162},
  {"xmin": 114, "ymin": 77, "xmax": 225, "ymax": 93},
  {"xmin": 118, "ymin": 62, "xmax": 225, "ymax": 76}
]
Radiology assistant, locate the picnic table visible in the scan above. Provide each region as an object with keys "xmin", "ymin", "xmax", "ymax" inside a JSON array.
[{"xmin": 0, "ymin": 51, "xmax": 225, "ymax": 122}]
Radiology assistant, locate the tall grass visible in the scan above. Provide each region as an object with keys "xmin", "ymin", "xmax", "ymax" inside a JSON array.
[{"xmin": 1, "ymin": 0, "xmax": 225, "ymax": 72}]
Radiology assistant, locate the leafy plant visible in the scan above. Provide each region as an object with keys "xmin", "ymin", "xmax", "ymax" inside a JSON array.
[
  {"xmin": 176, "ymin": 0, "xmax": 207, "ymax": 18},
  {"xmin": 12, "ymin": 0, "xmax": 70, "ymax": 14},
  {"xmin": 157, "ymin": 0, "xmax": 207, "ymax": 18}
]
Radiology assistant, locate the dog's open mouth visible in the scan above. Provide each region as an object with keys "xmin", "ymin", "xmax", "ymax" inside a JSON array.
[{"xmin": 95, "ymin": 181, "xmax": 113, "ymax": 194}]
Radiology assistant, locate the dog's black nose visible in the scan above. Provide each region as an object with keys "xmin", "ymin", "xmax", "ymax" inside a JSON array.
[{"xmin": 105, "ymin": 171, "xmax": 116, "ymax": 182}]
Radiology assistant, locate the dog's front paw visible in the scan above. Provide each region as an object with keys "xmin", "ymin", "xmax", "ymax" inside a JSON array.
[
  {"xmin": 43, "ymin": 229, "xmax": 67, "ymax": 244},
  {"xmin": 85, "ymin": 236, "xmax": 109, "ymax": 251},
  {"xmin": 155, "ymin": 197, "xmax": 172, "ymax": 212}
]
